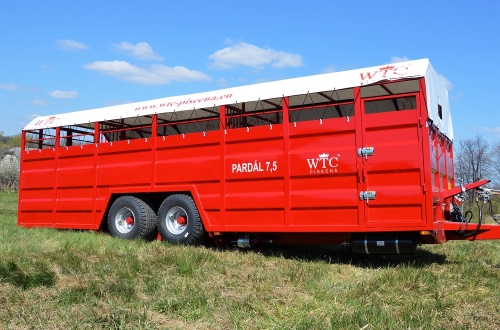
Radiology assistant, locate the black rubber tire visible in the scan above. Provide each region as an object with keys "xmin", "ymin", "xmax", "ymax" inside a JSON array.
[
  {"xmin": 107, "ymin": 196, "xmax": 157, "ymax": 240},
  {"xmin": 157, "ymin": 194, "xmax": 206, "ymax": 245}
]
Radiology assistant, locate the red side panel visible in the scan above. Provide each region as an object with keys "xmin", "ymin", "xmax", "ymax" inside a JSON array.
[
  {"xmin": 288, "ymin": 118, "xmax": 359, "ymax": 229},
  {"xmin": 95, "ymin": 138, "xmax": 153, "ymax": 223},
  {"xmin": 224, "ymin": 125, "xmax": 285, "ymax": 229},
  {"xmin": 155, "ymin": 131, "xmax": 221, "ymax": 227},
  {"xmin": 18, "ymin": 149, "xmax": 56, "ymax": 227},
  {"xmin": 96, "ymin": 139, "xmax": 153, "ymax": 187},
  {"xmin": 56, "ymin": 144, "xmax": 95, "ymax": 228}
]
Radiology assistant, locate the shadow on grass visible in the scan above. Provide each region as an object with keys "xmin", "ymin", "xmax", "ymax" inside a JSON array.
[
  {"xmin": 0, "ymin": 261, "xmax": 56, "ymax": 290},
  {"xmin": 206, "ymin": 243, "xmax": 451, "ymax": 268}
]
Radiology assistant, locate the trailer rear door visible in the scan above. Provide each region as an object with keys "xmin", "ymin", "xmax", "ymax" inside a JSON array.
[{"xmin": 359, "ymin": 84, "xmax": 427, "ymax": 228}]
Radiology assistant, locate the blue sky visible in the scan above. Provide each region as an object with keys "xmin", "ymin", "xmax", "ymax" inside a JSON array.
[{"xmin": 1, "ymin": 0, "xmax": 499, "ymax": 144}]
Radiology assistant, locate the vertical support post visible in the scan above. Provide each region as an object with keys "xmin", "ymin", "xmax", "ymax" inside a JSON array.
[
  {"xmin": 241, "ymin": 102, "xmax": 246, "ymax": 128},
  {"xmin": 435, "ymin": 135, "xmax": 442, "ymax": 193},
  {"xmin": 38, "ymin": 129, "xmax": 43, "ymax": 149},
  {"xmin": 151, "ymin": 114, "xmax": 157, "ymax": 187},
  {"xmin": 219, "ymin": 105, "xmax": 226, "ymax": 228},
  {"xmin": 436, "ymin": 135, "xmax": 445, "ymax": 223},
  {"xmin": 55, "ymin": 127, "xmax": 60, "ymax": 148},
  {"xmin": 418, "ymin": 78, "xmax": 432, "ymax": 226},
  {"xmin": 21, "ymin": 130, "xmax": 26, "ymax": 151},
  {"xmin": 54, "ymin": 127, "xmax": 60, "ymax": 225},
  {"xmin": 282, "ymin": 96, "xmax": 291, "ymax": 226},
  {"xmin": 353, "ymin": 86, "xmax": 365, "ymax": 227},
  {"xmin": 94, "ymin": 122, "xmax": 99, "ymax": 144},
  {"xmin": 448, "ymin": 141, "xmax": 455, "ymax": 189},
  {"xmin": 66, "ymin": 130, "xmax": 72, "ymax": 147},
  {"xmin": 120, "ymin": 119, "xmax": 126, "ymax": 140},
  {"xmin": 93, "ymin": 121, "xmax": 99, "ymax": 228},
  {"xmin": 440, "ymin": 135, "xmax": 446, "ymax": 193},
  {"xmin": 18, "ymin": 130, "xmax": 26, "ymax": 224},
  {"xmin": 442, "ymin": 138, "xmax": 453, "ymax": 222}
]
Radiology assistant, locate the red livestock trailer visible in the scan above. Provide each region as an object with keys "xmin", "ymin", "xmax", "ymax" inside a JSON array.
[{"xmin": 17, "ymin": 59, "xmax": 500, "ymax": 254}]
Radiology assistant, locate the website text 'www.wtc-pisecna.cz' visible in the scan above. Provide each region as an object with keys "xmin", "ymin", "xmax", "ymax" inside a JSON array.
[{"xmin": 134, "ymin": 93, "xmax": 234, "ymax": 111}]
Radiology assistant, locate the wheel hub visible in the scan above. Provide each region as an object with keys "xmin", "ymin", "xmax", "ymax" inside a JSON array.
[
  {"xmin": 115, "ymin": 207, "xmax": 135, "ymax": 234},
  {"xmin": 165, "ymin": 206, "xmax": 188, "ymax": 235},
  {"xmin": 126, "ymin": 216, "xmax": 134, "ymax": 225},
  {"xmin": 177, "ymin": 216, "xmax": 187, "ymax": 226}
]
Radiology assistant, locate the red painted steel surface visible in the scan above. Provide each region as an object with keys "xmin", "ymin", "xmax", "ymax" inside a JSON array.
[{"xmin": 17, "ymin": 77, "xmax": 500, "ymax": 243}]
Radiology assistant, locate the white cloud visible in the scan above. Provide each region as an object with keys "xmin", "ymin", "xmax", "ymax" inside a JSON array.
[
  {"xmin": 30, "ymin": 99, "xmax": 48, "ymax": 106},
  {"xmin": 272, "ymin": 52, "xmax": 303, "ymax": 68},
  {"xmin": 389, "ymin": 56, "xmax": 410, "ymax": 64},
  {"xmin": 449, "ymin": 91, "xmax": 464, "ymax": 102},
  {"xmin": 84, "ymin": 60, "xmax": 211, "ymax": 85},
  {"xmin": 56, "ymin": 39, "xmax": 89, "ymax": 51},
  {"xmin": 112, "ymin": 42, "xmax": 164, "ymax": 61},
  {"xmin": 0, "ymin": 83, "xmax": 19, "ymax": 91},
  {"xmin": 254, "ymin": 78, "xmax": 268, "ymax": 84},
  {"xmin": 48, "ymin": 90, "xmax": 79, "ymax": 98},
  {"xmin": 472, "ymin": 126, "xmax": 500, "ymax": 134},
  {"xmin": 437, "ymin": 73, "xmax": 454, "ymax": 91},
  {"xmin": 321, "ymin": 66, "xmax": 336, "ymax": 74},
  {"xmin": 0, "ymin": 84, "xmax": 41, "ymax": 92},
  {"xmin": 41, "ymin": 64, "xmax": 54, "ymax": 72},
  {"xmin": 216, "ymin": 78, "xmax": 228, "ymax": 88},
  {"xmin": 209, "ymin": 42, "xmax": 303, "ymax": 69}
]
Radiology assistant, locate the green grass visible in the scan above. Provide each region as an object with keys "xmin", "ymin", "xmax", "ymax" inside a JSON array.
[{"xmin": 1, "ymin": 192, "xmax": 500, "ymax": 329}]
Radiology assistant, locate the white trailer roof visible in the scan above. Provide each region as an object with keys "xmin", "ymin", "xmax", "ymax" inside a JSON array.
[{"xmin": 24, "ymin": 58, "xmax": 453, "ymax": 139}]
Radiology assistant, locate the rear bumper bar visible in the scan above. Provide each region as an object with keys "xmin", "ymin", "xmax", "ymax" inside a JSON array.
[{"xmin": 444, "ymin": 221, "xmax": 500, "ymax": 241}]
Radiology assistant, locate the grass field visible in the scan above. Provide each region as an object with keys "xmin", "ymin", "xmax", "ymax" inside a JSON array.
[{"xmin": 1, "ymin": 191, "xmax": 500, "ymax": 329}]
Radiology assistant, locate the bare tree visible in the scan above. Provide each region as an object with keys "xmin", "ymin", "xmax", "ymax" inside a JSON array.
[
  {"xmin": 455, "ymin": 135, "xmax": 492, "ymax": 183},
  {"xmin": 491, "ymin": 140, "xmax": 500, "ymax": 188},
  {"xmin": 455, "ymin": 135, "xmax": 492, "ymax": 209}
]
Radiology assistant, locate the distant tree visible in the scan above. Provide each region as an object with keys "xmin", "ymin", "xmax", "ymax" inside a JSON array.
[
  {"xmin": 455, "ymin": 135, "xmax": 492, "ymax": 183},
  {"xmin": 492, "ymin": 140, "xmax": 500, "ymax": 188},
  {"xmin": 0, "ymin": 131, "xmax": 4, "ymax": 153},
  {"xmin": 455, "ymin": 135, "xmax": 492, "ymax": 209},
  {"xmin": 6, "ymin": 134, "xmax": 21, "ymax": 148},
  {"xmin": 0, "ymin": 133, "xmax": 21, "ymax": 153}
]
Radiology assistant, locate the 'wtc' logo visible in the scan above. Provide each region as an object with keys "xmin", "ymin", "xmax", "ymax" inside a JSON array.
[
  {"xmin": 359, "ymin": 65, "xmax": 409, "ymax": 81},
  {"xmin": 34, "ymin": 116, "xmax": 59, "ymax": 126},
  {"xmin": 306, "ymin": 153, "xmax": 340, "ymax": 174}
]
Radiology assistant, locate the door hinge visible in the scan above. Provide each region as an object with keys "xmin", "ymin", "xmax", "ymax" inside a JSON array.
[
  {"xmin": 359, "ymin": 191, "xmax": 376, "ymax": 204},
  {"xmin": 358, "ymin": 147, "xmax": 374, "ymax": 160}
]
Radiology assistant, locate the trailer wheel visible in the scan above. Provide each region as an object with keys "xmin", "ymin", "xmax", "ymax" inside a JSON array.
[
  {"xmin": 157, "ymin": 194, "xmax": 206, "ymax": 245},
  {"xmin": 107, "ymin": 196, "xmax": 157, "ymax": 240}
]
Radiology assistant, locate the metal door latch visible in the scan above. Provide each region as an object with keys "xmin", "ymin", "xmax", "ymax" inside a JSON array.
[
  {"xmin": 360, "ymin": 191, "xmax": 376, "ymax": 204},
  {"xmin": 358, "ymin": 147, "xmax": 374, "ymax": 159}
]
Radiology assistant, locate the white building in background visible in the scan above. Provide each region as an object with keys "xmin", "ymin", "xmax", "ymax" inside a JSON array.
[{"xmin": 0, "ymin": 147, "xmax": 21, "ymax": 189}]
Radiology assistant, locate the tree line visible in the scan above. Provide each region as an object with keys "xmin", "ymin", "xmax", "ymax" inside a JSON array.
[
  {"xmin": 0, "ymin": 132, "xmax": 21, "ymax": 154},
  {"xmin": 455, "ymin": 135, "xmax": 500, "ymax": 188}
]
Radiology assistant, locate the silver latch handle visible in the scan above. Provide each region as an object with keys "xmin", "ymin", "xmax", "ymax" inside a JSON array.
[{"xmin": 358, "ymin": 147, "xmax": 375, "ymax": 160}]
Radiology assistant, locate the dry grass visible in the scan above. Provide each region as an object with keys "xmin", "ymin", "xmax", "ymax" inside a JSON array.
[{"xmin": 1, "ymin": 191, "xmax": 500, "ymax": 329}]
